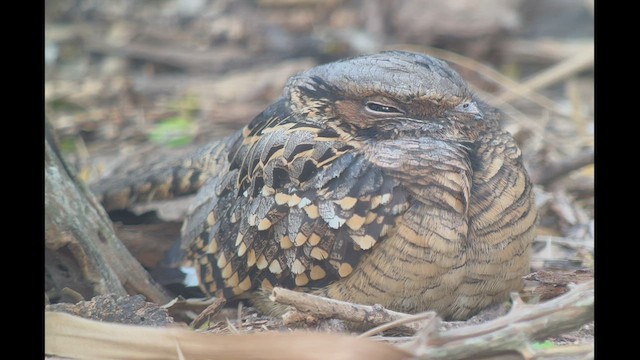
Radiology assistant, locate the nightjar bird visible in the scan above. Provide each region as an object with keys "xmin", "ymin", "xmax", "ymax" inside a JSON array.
[{"xmin": 95, "ymin": 51, "xmax": 537, "ymax": 320}]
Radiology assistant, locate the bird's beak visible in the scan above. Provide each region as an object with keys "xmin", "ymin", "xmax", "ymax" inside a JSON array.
[{"xmin": 453, "ymin": 102, "xmax": 483, "ymax": 121}]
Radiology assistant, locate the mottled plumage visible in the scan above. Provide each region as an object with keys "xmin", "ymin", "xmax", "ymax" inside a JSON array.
[{"xmin": 94, "ymin": 51, "xmax": 537, "ymax": 320}]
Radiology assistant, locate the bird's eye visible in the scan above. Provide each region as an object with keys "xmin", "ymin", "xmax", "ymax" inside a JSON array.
[
  {"xmin": 454, "ymin": 101, "xmax": 482, "ymax": 119},
  {"xmin": 365, "ymin": 102, "xmax": 403, "ymax": 114}
]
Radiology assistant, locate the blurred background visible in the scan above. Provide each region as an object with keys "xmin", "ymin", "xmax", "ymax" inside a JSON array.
[{"xmin": 45, "ymin": 0, "xmax": 594, "ymax": 308}]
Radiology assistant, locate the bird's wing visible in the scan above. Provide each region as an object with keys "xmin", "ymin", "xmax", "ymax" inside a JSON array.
[{"xmin": 182, "ymin": 99, "xmax": 410, "ymax": 299}]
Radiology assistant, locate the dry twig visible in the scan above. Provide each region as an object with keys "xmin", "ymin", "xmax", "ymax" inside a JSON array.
[
  {"xmin": 533, "ymin": 236, "xmax": 594, "ymax": 251},
  {"xmin": 495, "ymin": 45, "xmax": 594, "ymax": 104},
  {"xmin": 358, "ymin": 311, "xmax": 438, "ymax": 338},
  {"xmin": 189, "ymin": 298, "xmax": 226, "ymax": 329},
  {"xmin": 270, "ymin": 287, "xmax": 419, "ymax": 333},
  {"xmin": 505, "ymin": 39, "xmax": 593, "ymax": 64}
]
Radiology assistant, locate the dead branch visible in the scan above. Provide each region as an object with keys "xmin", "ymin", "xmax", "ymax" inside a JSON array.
[
  {"xmin": 532, "ymin": 149, "xmax": 594, "ymax": 187},
  {"xmin": 45, "ymin": 123, "xmax": 170, "ymax": 305},
  {"xmin": 270, "ymin": 287, "xmax": 420, "ymax": 333},
  {"xmin": 45, "ymin": 311, "xmax": 410, "ymax": 360},
  {"xmin": 401, "ymin": 280, "xmax": 594, "ymax": 360}
]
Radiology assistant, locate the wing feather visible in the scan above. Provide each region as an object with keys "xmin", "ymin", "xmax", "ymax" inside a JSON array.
[{"xmin": 183, "ymin": 100, "xmax": 409, "ymax": 298}]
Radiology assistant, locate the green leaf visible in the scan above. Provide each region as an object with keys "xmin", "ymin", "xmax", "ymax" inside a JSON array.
[
  {"xmin": 531, "ymin": 340, "xmax": 555, "ymax": 350},
  {"xmin": 149, "ymin": 116, "xmax": 196, "ymax": 148},
  {"xmin": 59, "ymin": 137, "xmax": 77, "ymax": 154},
  {"xmin": 48, "ymin": 98, "xmax": 86, "ymax": 112}
]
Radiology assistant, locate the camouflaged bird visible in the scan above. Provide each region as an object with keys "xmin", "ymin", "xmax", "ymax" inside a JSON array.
[{"xmin": 94, "ymin": 51, "xmax": 537, "ymax": 320}]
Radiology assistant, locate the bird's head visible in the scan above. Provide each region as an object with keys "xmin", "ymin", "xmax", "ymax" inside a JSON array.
[{"xmin": 284, "ymin": 51, "xmax": 498, "ymax": 142}]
